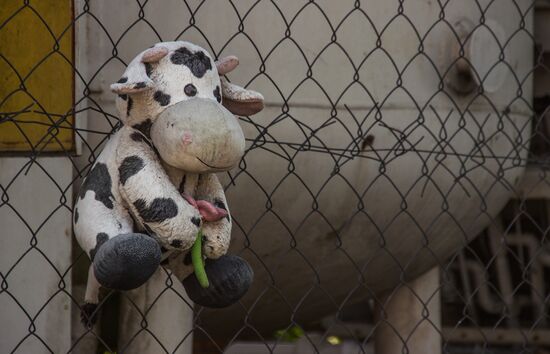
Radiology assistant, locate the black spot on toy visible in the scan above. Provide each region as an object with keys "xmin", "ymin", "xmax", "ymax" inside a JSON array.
[
  {"xmin": 213, "ymin": 198, "xmax": 226, "ymax": 210},
  {"xmin": 89, "ymin": 232, "xmax": 109, "ymax": 261},
  {"xmin": 184, "ymin": 83, "xmax": 197, "ymax": 97},
  {"xmin": 213, "ymin": 85, "xmax": 221, "ymax": 103},
  {"xmin": 182, "ymin": 255, "xmax": 254, "ymax": 308},
  {"xmin": 130, "ymin": 131, "xmax": 144, "ymax": 142},
  {"xmin": 214, "ymin": 198, "xmax": 230, "ymax": 222},
  {"xmin": 117, "ymin": 77, "xmax": 128, "ymax": 83},
  {"xmin": 132, "ymin": 119, "xmax": 152, "ymax": 139},
  {"xmin": 74, "ymin": 208, "xmax": 79, "ymax": 223},
  {"xmin": 127, "ymin": 97, "xmax": 133, "ymax": 117},
  {"xmin": 119, "ymin": 156, "xmax": 145, "ymax": 185},
  {"xmin": 154, "ymin": 90, "xmax": 171, "ymax": 106},
  {"xmin": 191, "ymin": 216, "xmax": 201, "ymax": 227},
  {"xmin": 170, "ymin": 47, "xmax": 212, "ymax": 78},
  {"xmin": 134, "ymin": 198, "xmax": 178, "ymax": 223},
  {"xmin": 130, "ymin": 131, "xmax": 153, "ymax": 149},
  {"xmin": 134, "ymin": 82, "xmax": 147, "ymax": 89},
  {"xmin": 170, "ymin": 239, "xmax": 183, "ymax": 248},
  {"xmin": 78, "ymin": 163, "xmax": 115, "ymax": 209}
]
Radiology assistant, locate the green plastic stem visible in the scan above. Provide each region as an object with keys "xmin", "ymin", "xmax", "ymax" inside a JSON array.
[{"xmin": 192, "ymin": 229, "xmax": 209, "ymax": 288}]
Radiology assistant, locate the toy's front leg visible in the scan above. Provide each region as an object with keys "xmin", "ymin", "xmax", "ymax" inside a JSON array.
[
  {"xmin": 195, "ymin": 173, "xmax": 232, "ymax": 259},
  {"xmin": 117, "ymin": 127, "xmax": 202, "ymax": 249},
  {"xmin": 74, "ymin": 153, "xmax": 164, "ymax": 326},
  {"xmin": 178, "ymin": 175, "xmax": 255, "ymax": 308}
]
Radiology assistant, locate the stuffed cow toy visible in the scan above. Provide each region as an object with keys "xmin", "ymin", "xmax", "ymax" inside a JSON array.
[{"xmin": 73, "ymin": 41, "xmax": 263, "ymax": 325}]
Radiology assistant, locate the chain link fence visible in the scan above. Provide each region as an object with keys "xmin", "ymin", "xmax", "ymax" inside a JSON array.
[{"xmin": 0, "ymin": 0, "xmax": 548, "ymax": 353}]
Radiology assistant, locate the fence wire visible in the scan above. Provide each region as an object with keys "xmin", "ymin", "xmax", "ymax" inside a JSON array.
[{"xmin": 0, "ymin": 0, "xmax": 549, "ymax": 353}]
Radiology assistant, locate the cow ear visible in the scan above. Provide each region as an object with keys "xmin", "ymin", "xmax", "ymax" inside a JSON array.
[
  {"xmin": 220, "ymin": 78, "xmax": 264, "ymax": 116},
  {"xmin": 110, "ymin": 46, "xmax": 169, "ymax": 95},
  {"xmin": 215, "ymin": 55, "xmax": 239, "ymax": 75}
]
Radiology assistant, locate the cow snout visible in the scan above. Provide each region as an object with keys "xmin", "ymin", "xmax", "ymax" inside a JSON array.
[{"xmin": 151, "ymin": 98, "xmax": 245, "ymax": 172}]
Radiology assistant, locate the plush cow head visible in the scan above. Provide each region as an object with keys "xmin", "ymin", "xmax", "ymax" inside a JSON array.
[{"xmin": 111, "ymin": 41, "xmax": 264, "ymax": 172}]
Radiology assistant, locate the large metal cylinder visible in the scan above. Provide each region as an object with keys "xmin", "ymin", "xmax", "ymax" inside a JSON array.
[{"xmin": 198, "ymin": 0, "xmax": 534, "ymax": 334}]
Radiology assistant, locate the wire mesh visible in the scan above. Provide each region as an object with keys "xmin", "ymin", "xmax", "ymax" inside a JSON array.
[{"xmin": 0, "ymin": 0, "xmax": 548, "ymax": 353}]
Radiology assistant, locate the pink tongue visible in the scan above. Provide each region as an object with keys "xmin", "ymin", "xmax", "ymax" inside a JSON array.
[
  {"xmin": 182, "ymin": 193, "xmax": 228, "ymax": 222},
  {"xmin": 196, "ymin": 200, "xmax": 228, "ymax": 222}
]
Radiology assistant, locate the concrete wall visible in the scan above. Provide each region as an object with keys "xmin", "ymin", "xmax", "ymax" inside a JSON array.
[{"xmin": 0, "ymin": 157, "xmax": 73, "ymax": 353}]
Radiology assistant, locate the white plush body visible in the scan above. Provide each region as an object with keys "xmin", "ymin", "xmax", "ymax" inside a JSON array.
[{"xmin": 73, "ymin": 41, "xmax": 263, "ymax": 307}]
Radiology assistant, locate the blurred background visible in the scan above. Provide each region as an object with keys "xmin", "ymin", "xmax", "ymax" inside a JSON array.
[{"xmin": 0, "ymin": 0, "xmax": 549, "ymax": 353}]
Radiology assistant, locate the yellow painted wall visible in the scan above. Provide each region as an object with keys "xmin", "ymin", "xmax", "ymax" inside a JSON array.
[{"xmin": 0, "ymin": 1, "xmax": 74, "ymax": 152}]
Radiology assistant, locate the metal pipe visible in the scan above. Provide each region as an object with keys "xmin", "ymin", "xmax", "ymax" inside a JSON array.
[{"xmin": 374, "ymin": 267, "xmax": 441, "ymax": 354}]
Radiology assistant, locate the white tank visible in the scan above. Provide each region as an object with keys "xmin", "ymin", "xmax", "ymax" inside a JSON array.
[{"xmin": 193, "ymin": 0, "xmax": 534, "ymax": 333}]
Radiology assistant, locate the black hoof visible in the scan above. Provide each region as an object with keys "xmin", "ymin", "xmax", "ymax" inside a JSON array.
[
  {"xmin": 182, "ymin": 255, "xmax": 253, "ymax": 308},
  {"xmin": 93, "ymin": 233, "xmax": 161, "ymax": 290}
]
